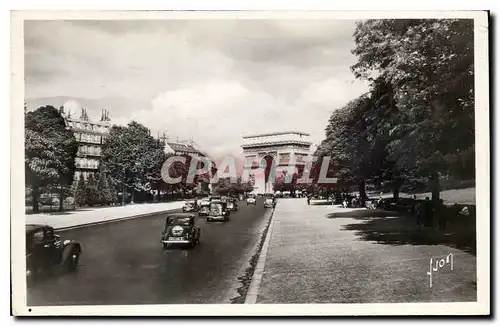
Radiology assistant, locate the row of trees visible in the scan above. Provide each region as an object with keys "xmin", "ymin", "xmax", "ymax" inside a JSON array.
[
  {"xmin": 25, "ymin": 105, "xmax": 224, "ymax": 212},
  {"xmin": 211, "ymin": 177, "xmax": 255, "ymax": 196},
  {"xmin": 74, "ymin": 172, "xmax": 118, "ymax": 206},
  {"xmin": 100, "ymin": 121, "xmax": 218, "ymax": 202},
  {"xmin": 315, "ymin": 19, "xmax": 474, "ymax": 202}
]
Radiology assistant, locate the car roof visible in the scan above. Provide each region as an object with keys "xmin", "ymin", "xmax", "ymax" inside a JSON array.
[
  {"xmin": 166, "ymin": 213, "xmax": 195, "ymax": 218},
  {"xmin": 26, "ymin": 224, "xmax": 48, "ymax": 234}
]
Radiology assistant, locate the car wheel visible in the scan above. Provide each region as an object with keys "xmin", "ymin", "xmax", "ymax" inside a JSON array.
[
  {"xmin": 162, "ymin": 243, "xmax": 168, "ymax": 249},
  {"xmin": 67, "ymin": 250, "xmax": 80, "ymax": 272}
]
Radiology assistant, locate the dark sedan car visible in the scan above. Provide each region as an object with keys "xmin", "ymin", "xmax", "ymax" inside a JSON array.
[
  {"xmin": 26, "ymin": 224, "xmax": 82, "ymax": 282},
  {"xmin": 161, "ymin": 213, "xmax": 201, "ymax": 249}
]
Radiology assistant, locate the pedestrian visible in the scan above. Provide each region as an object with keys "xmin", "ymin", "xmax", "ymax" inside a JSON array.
[
  {"xmin": 410, "ymin": 195, "xmax": 417, "ymax": 217},
  {"xmin": 307, "ymin": 195, "xmax": 311, "ymax": 205},
  {"xmin": 416, "ymin": 203, "xmax": 422, "ymax": 228},
  {"xmin": 424, "ymin": 197, "xmax": 433, "ymax": 227}
]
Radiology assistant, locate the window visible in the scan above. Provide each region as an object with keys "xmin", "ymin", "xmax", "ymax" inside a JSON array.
[
  {"xmin": 32, "ymin": 230, "xmax": 44, "ymax": 244},
  {"xmin": 44, "ymin": 228, "xmax": 55, "ymax": 242}
]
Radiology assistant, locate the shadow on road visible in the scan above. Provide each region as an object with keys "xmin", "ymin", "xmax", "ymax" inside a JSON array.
[{"xmin": 327, "ymin": 210, "xmax": 476, "ymax": 256}]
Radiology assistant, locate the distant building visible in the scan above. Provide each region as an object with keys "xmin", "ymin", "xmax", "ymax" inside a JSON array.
[
  {"xmin": 241, "ymin": 131, "xmax": 313, "ymax": 194},
  {"xmin": 159, "ymin": 134, "xmax": 215, "ymax": 195},
  {"xmin": 61, "ymin": 107, "xmax": 112, "ymax": 181}
]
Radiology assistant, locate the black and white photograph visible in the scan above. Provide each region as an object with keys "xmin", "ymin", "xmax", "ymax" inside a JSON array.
[{"xmin": 10, "ymin": 10, "xmax": 489, "ymax": 316}]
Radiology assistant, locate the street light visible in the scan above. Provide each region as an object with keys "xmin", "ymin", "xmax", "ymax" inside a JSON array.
[
  {"xmin": 131, "ymin": 162, "xmax": 141, "ymax": 204},
  {"xmin": 121, "ymin": 165, "xmax": 127, "ymax": 206}
]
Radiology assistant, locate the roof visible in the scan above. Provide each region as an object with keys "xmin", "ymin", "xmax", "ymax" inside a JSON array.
[
  {"xmin": 166, "ymin": 142, "xmax": 203, "ymax": 154},
  {"xmin": 26, "ymin": 224, "xmax": 47, "ymax": 233},
  {"xmin": 166, "ymin": 212, "xmax": 196, "ymax": 218},
  {"xmin": 241, "ymin": 140, "xmax": 312, "ymax": 149},
  {"xmin": 242, "ymin": 131, "xmax": 310, "ymax": 139}
]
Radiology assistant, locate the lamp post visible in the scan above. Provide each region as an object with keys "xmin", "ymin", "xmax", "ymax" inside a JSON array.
[
  {"xmin": 122, "ymin": 165, "xmax": 126, "ymax": 206},
  {"xmin": 131, "ymin": 162, "xmax": 141, "ymax": 204}
]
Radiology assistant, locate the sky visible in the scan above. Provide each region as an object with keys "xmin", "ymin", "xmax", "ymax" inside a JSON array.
[{"xmin": 24, "ymin": 19, "xmax": 370, "ymax": 160}]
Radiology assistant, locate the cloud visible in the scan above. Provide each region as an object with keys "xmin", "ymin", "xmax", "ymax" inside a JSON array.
[{"xmin": 24, "ymin": 19, "xmax": 369, "ymax": 159}]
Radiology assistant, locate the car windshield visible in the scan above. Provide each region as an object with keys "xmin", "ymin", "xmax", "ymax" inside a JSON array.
[
  {"xmin": 210, "ymin": 203, "xmax": 223, "ymax": 214},
  {"xmin": 167, "ymin": 217, "xmax": 191, "ymax": 226}
]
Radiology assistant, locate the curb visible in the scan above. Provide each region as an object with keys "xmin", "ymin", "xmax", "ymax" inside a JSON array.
[
  {"xmin": 224, "ymin": 207, "xmax": 274, "ymax": 303},
  {"xmin": 244, "ymin": 205, "xmax": 278, "ymax": 304},
  {"xmin": 54, "ymin": 208, "xmax": 182, "ymax": 232}
]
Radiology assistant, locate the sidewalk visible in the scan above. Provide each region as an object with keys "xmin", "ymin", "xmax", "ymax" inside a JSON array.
[
  {"xmin": 254, "ymin": 199, "xmax": 477, "ymax": 303},
  {"xmin": 25, "ymin": 201, "xmax": 185, "ymax": 230},
  {"xmin": 370, "ymin": 187, "xmax": 475, "ymax": 205}
]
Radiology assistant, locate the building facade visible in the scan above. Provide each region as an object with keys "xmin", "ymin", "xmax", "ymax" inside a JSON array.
[
  {"xmin": 241, "ymin": 131, "xmax": 312, "ymax": 194},
  {"xmin": 62, "ymin": 108, "xmax": 112, "ymax": 181},
  {"xmin": 161, "ymin": 135, "xmax": 215, "ymax": 195}
]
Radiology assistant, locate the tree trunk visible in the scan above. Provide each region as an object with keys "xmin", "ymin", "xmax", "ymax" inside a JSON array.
[
  {"xmin": 430, "ymin": 172, "xmax": 440, "ymax": 204},
  {"xmin": 58, "ymin": 185, "xmax": 64, "ymax": 212},
  {"xmin": 358, "ymin": 180, "xmax": 366, "ymax": 199},
  {"xmin": 32, "ymin": 184, "xmax": 40, "ymax": 213}
]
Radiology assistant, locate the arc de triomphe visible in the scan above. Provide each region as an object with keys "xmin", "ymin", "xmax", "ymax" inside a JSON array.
[{"xmin": 241, "ymin": 131, "xmax": 312, "ymax": 194}]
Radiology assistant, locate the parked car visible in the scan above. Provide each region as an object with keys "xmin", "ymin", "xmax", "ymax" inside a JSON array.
[
  {"xmin": 206, "ymin": 200, "xmax": 230, "ymax": 222},
  {"xmin": 26, "ymin": 224, "xmax": 82, "ymax": 283},
  {"xmin": 161, "ymin": 213, "xmax": 200, "ymax": 249},
  {"xmin": 246, "ymin": 196, "xmax": 257, "ymax": 205},
  {"xmin": 182, "ymin": 200, "xmax": 198, "ymax": 212},
  {"xmin": 226, "ymin": 198, "xmax": 239, "ymax": 211}
]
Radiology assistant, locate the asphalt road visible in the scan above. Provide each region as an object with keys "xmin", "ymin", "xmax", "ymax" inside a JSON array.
[{"xmin": 27, "ymin": 199, "xmax": 270, "ymax": 306}]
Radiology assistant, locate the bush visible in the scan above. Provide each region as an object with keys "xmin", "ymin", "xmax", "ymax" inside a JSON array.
[
  {"xmin": 84, "ymin": 174, "xmax": 99, "ymax": 206},
  {"xmin": 75, "ymin": 175, "xmax": 87, "ymax": 207}
]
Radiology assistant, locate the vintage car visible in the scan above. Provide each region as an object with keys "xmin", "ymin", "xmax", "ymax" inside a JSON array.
[
  {"xmin": 264, "ymin": 197, "xmax": 276, "ymax": 208},
  {"xmin": 206, "ymin": 200, "xmax": 230, "ymax": 222},
  {"xmin": 226, "ymin": 198, "xmax": 239, "ymax": 211},
  {"xmin": 246, "ymin": 195, "xmax": 257, "ymax": 205},
  {"xmin": 26, "ymin": 224, "xmax": 82, "ymax": 282},
  {"xmin": 182, "ymin": 200, "xmax": 198, "ymax": 212},
  {"xmin": 161, "ymin": 213, "xmax": 200, "ymax": 249},
  {"xmin": 198, "ymin": 198, "xmax": 210, "ymax": 216}
]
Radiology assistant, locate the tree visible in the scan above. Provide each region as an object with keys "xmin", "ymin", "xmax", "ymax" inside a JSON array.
[
  {"xmin": 25, "ymin": 106, "xmax": 78, "ymax": 212},
  {"xmin": 351, "ymin": 19, "xmax": 474, "ymax": 202},
  {"xmin": 101, "ymin": 121, "xmax": 166, "ymax": 202},
  {"xmin": 314, "ymin": 95, "xmax": 377, "ymax": 198},
  {"xmin": 212, "ymin": 177, "xmax": 232, "ymax": 196},
  {"xmin": 75, "ymin": 175, "xmax": 86, "ymax": 207}
]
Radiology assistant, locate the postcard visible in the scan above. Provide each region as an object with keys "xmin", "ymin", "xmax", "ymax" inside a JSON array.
[{"xmin": 11, "ymin": 10, "xmax": 490, "ymax": 316}]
